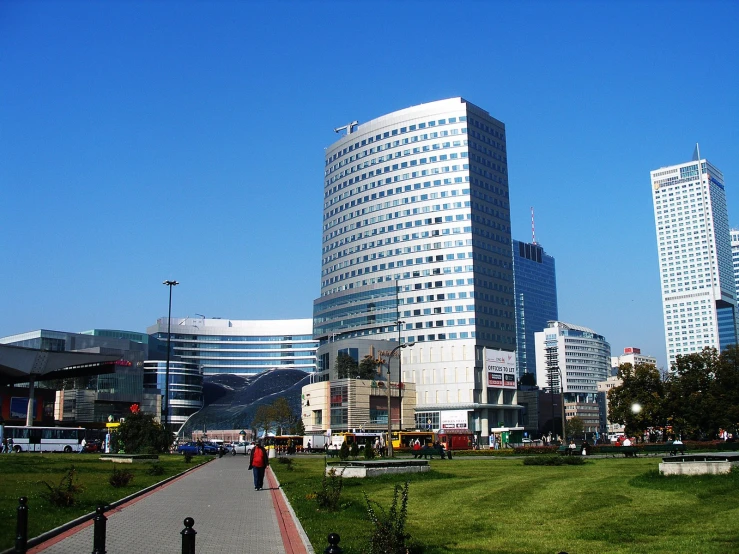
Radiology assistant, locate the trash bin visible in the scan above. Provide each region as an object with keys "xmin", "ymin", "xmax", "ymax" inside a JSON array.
[{"xmin": 268, "ymin": 445, "xmax": 276, "ymax": 459}]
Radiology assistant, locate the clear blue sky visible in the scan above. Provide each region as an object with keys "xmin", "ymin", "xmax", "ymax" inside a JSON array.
[{"xmin": 2, "ymin": 1, "xmax": 737, "ymax": 370}]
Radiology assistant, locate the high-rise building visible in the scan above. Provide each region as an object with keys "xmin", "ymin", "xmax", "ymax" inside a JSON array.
[
  {"xmin": 512, "ymin": 239, "xmax": 558, "ymax": 379},
  {"xmin": 312, "ymin": 98, "xmax": 519, "ymax": 442},
  {"xmin": 534, "ymin": 321, "xmax": 611, "ymax": 436},
  {"xmin": 147, "ymin": 317, "xmax": 318, "ymax": 377},
  {"xmin": 651, "ymin": 147, "xmax": 736, "ymax": 368}
]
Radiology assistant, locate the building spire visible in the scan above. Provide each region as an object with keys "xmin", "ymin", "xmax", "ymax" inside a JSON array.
[
  {"xmin": 692, "ymin": 143, "xmax": 701, "ymax": 161},
  {"xmin": 531, "ymin": 206, "xmax": 537, "ymax": 245}
]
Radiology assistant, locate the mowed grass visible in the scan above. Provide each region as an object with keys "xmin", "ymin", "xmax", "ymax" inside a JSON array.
[
  {"xmin": 271, "ymin": 456, "xmax": 739, "ymax": 554},
  {"xmin": 0, "ymin": 453, "xmax": 209, "ymax": 551}
]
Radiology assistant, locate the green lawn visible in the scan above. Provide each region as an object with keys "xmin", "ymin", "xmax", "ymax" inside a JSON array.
[
  {"xmin": 271, "ymin": 456, "xmax": 739, "ymax": 554},
  {"xmin": 0, "ymin": 453, "xmax": 209, "ymax": 551}
]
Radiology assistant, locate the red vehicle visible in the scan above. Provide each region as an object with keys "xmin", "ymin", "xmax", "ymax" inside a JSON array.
[{"xmin": 436, "ymin": 430, "xmax": 474, "ymax": 451}]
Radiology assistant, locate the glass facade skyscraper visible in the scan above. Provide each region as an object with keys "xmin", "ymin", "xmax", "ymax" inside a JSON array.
[
  {"xmin": 313, "ymin": 98, "xmax": 519, "ymax": 438},
  {"xmin": 651, "ymin": 149, "xmax": 737, "ymax": 367},
  {"xmin": 512, "ymin": 240, "xmax": 558, "ymax": 379}
]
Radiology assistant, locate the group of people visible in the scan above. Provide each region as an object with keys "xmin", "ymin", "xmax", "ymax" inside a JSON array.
[
  {"xmin": 411, "ymin": 439, "xmax": 450, "ymax": 459},
  {"xmin": 1, "ymin": 437, "xmax": 14, "ymax": 453}
]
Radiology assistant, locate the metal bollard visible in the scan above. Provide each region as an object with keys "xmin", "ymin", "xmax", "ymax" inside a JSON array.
[
  {"xmin": 92, "ymin": 505, "xmax": 107, "ymax": 554},
  {"xmin": 15, "ymin": 496, "xmax": 28, "ymax": 553},
  {"xmin": 181, "ymin": 517, "xmax": 196, "ymax": 554},
  {"xmin": 324, "ymin": 532, "xmax": 342, "ymax": 554}
]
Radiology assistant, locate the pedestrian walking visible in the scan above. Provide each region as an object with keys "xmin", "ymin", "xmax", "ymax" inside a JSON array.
[
  {"xmin": 79, "ymin": 437, "xmax": 86, "ymax": 453},
  {"xmin": 249, "ymin": 440, "xmax": 269, "ymax": 490},
  {"xmin": 7, "ymin": 437, "xmax": 14, "ymax": 453},
  {"xmin": 1, "ymin": 437, "xmax": 6, "ymax": 454}
]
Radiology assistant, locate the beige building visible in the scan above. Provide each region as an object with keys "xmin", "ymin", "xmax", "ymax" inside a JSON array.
[{"xmin": 301, "ymin": 378, "xmax": 417, "ymax": 435}]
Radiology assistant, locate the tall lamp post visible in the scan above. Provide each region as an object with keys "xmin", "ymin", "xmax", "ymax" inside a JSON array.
[
  {"xmin": 163, "ymin": 280, "xmax": 179, "ymax": 430},
  {"xmin": 384, "ymin": 342, "xmax": 414, "ymax": 458},
  {"xmin": 555, "ymin": 367, "xmax": 566, "ymax": 442}
]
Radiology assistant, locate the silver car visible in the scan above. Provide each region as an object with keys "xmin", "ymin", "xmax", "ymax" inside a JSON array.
[{"xmin": 231, "ymin": 442, "xmax": 255, "ymax": 455}]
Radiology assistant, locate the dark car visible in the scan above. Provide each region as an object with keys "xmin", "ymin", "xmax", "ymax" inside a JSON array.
[
  {"xmin": 176, "ymin": 442, "xmax": 202, "ymax": 455},
  {"xmin": 83, "ymin": 439, "xmax": 102, "ymax": 453}
]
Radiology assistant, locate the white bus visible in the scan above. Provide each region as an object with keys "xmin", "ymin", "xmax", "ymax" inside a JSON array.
[{"xmin": 4, "ymin": 426, "xmax": 85, "ymax": 453}]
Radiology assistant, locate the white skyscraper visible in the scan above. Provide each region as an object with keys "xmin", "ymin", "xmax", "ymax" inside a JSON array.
[{"xmin": 651, "ymin": 146, "xmax": 736, "ymax": 368}]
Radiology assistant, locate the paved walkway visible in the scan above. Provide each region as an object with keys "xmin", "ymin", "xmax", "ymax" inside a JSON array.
[{"xmin": 30, "ymin": 454, "xmax": 312, "ymax": 554}]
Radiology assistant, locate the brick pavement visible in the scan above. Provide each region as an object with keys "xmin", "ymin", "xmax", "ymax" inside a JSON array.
[{"xmin": 30, "ymin": 454, "xmax": 312, "ymax": 554}]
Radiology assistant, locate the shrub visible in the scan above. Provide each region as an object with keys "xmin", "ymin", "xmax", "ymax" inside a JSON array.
[
  {"xmin": 363, "ymin": 445, "xmax": 376, "ymax": 460},
  {"xmin": 316, "ymin": 467, "xmax": 344, "ymax": 511},
  {"xmin": 184, "ymin": 453, "xmax": 193, "ymax": 464},
  {"xmin": 41, "ymin": 467, "xmax": 84, "ymax": 507},
  {"xmin": 364, "ymin": 481, "xmax": 418, "ymax": 554},
  {"xmin": 146, "ymin": 463, "xmax": 165, "ymax": 476},
  {"xmin": 109, "ymin": 468, "xmax": 135, "ymax": 487},
  {"xmin": 523, "ymin": 456, "xmax": 586, "ymax": 466},
  {"xmin": 350, "ymin": 442, "xmax": 360, "ymax": 459},
  {"xmin": 277, "ymin": 456, "xmax": 294, "ymax": 471},
  {"xmin": 339, "ymin": 441, "xmax": 350, "ymax": 461}
]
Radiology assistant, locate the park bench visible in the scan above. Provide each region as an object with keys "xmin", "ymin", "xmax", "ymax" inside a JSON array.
[
  {"xmin": 414, "ymin": 446, "xmax": 446, "ymax": 459},
  {"xmin": 642, "ymin": 442, "xmax": 687, "ymax": 456},
  {"xmin": 557, "ymin": 445, "xmax": 580, "ymax": 456},
  {"xmin": 598, "ymin": 446, "xmax": 638, "ymax": 458}
]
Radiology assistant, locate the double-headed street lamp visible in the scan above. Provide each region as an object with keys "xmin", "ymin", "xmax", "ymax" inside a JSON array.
[
  {"xmin": 383, "ymin": 342, "xmax": 414, "ymax": 458},
  {"xmin": 163, "ymin": 280, "xmax": 179, "ymax": 429}
]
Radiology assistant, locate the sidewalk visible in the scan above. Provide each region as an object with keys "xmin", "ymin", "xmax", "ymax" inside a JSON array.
[{"xmin": 30, "ymin": 454, "xmax": 312, "ymax": 554}]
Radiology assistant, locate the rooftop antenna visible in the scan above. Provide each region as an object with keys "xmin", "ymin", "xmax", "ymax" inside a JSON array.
[
  {"xmin": 531, "ymin": 207, "xmax": 537, "ymax": 245},
  {"xmin": 334, "ymin": 121, "xmax": 358, "ymax": 136}
]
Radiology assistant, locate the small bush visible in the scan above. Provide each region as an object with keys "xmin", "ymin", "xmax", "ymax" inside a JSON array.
[
  {"xmin": 350, "ymin": 442, "xmax": 360, "ymax": 459},
  {"xmin": 363, "ymin": 445, "xmax": 376, "ymax": 460},
  {"xmin": 109, "ymin": 468, "xmax": 135, "ymax": 487},
  {"xmin": 316, "ymin": 467, "xmax": 344, "ymax": 511},
  {"xmin": 364, "ymin": 481, "xmax": 419, "ymax": 554},
  {"xmin": 146, "ymin": 463, "xmax": 165, "ymax": 476},
  {"xmin": 184, "ymin": 453, "xmax": 193, "ymax": 464},
  {"xmin": 339, "ymin": 441, "xmax": 350, "ymax": 461},
  {"xmin": 523, "ymin": 456, "xmax": 586, "ymax": 466},
  {"xmin": 41, "ymin": 467, "xmax": 84, "ymax": 507},
  {"xmin": 277, "ymin": 456, "xmax": 294, "ymax": 471}
]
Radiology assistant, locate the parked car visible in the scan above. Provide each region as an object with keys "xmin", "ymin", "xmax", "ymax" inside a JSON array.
[
  {"xmin": 176, "ymin": 442, "xmax": 203, "ymax": 455},
  {"xmin": 83, "ymin": 439, "xmax": 103, "ymax": 453},
  {"xmin": 231, "ymin": 442, "xmax": 255, "ymax": 455},
  {"xmin": 202, "ymin": 442, "xmax": 220, "ymax": 455}
]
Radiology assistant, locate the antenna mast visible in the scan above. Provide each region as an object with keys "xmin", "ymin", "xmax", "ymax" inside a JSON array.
[{"xmin": 531, "ymin": 207, "xmax": 537, "ymax": 245}]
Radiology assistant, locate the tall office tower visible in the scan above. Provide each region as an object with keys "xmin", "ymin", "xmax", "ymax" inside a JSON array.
[
  {"xmin": 512, "ymin": 239, "xmax": 558, "ymax": 380},
  {"xmin": 651, "ymin": 147, "xmax": 736, "ymax": 368},
  {"xmin": 313, "ymin": 98, "xmax": 518, "ymax": 439}
]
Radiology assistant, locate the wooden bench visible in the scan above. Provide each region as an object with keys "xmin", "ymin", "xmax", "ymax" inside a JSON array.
[
  {"xmin": 598, "ymin": 446, "xmax": 638, "ymax": 458},
  {"xmin": 557, "ymin": 445, "xmax": 580, "ymax": 456}
]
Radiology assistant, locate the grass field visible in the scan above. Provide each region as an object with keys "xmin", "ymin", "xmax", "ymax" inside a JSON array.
[
  {"xmin": 271, "ymin": 456, "xmax": 739, "ymax": 554},
  {"xmin": 0, "ymin": 453, "xmax": 209, "ymax": 551}
]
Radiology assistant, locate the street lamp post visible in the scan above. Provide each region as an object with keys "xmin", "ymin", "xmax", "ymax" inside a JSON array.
[
  {"xmin": 163, "ymin": 280, "xmax": 179, "ymax": 430},
  {"xmin": 384, "ymin": 342, "xmax": 414, "ymax": 458}
]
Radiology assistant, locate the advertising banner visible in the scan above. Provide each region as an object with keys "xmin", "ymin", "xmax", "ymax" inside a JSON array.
[
  {"xmin": 485, "ymin": 349, "xmax": 517, "ymax": 389},
  {"xmin": 440, "ymin": 410, "xmax": 469, "ymax": 430}
]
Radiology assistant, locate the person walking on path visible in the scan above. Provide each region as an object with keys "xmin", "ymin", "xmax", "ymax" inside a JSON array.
[{"xmin": 249, "ymin": 440, "xmax": 269, "ymax": 490}]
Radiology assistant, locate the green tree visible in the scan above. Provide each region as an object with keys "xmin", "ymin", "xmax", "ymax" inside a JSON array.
[
  {"xmin": 350, "ymin": 441, "xmax": 360, "ymax": 458},
  {"xmin": 291, "ymin": 418, "xmax": 306, "ymax": 436},
  {"xmin": 114, "ymin": 411, "xmax": 171, "ymax": 454},
  {"xmin": 252, "ymin": 404, "xmax": 275, "ymax": 437},
  {"xmin": 339, "ymin": 440, "xmax": 350, "ymax": 460},
  {"xmin": 359, "ymin": 355, "xmax": 382, "ymax": 380},
  {"xmin": 608, "ymin": 362, "xmax": 665, "ymax": 437},
  {"xmin": 271, "ymin": 397, "xmax": 294, "ymax": 435},
  {"xmin": 713, "ymin": 345, "xmax": 739, "ymax": 437},
  {"xmin": 566, "ymin": 416, "xmax": 585, "ymax": 440},
  {"xmin": 335, "ymin": 352, "xmax": 358, "ymax": 379},
  {"xmin": 665, "ymin": 348, "xmax": 720, "ymax": 439}
]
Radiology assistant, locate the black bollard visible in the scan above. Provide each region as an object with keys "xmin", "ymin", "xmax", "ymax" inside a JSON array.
[
  {"xmin": 181, "ymin": 517, "xmax": 196, "ymax": 554},
  {"xmin": 324, "ymin": 532, "xmax": 342, "ymax": 554},
  {"xmin": 92, "ymin": 505, "xmax": 107, "ymax": 554},
  {"xmin": 15, "ymin": 496, "xmax": 28, "ymax": 553}
]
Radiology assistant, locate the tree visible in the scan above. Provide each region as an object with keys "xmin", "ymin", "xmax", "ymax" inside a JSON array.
[
  {"xmin": 713, "ymin": 345, "xmax": 739, "ymax": 437},
  {"xmin": 291, "ymin": 418, "xmax": 306, "ymax": 436},
  {"xmin": 252, "ymin": 404, "xmax": 274, "ymax": 438},
  {"xmin": 114, "ymin": 410, "xmax": 171, "ymax": 454},
  {"xmin": 359, "ymin": 355, "xmax": 382, "ymax": 380},
  {"xmin": 271, "ymin": 397, "xmax": 294, "ymax": 435},
  {"xmin": 665, "ymin": 348, "xmax": 721, "ymax": 440},
  {"xmin": 336, "ymin": 352, "xmax": 358, "ymax": 379},
  {"xmin": 566, "ymin": 416, "xmax": 585, "ymax": 440},
  {"xmin": 608, "ymin": 362, "xmax": 665, "ymax": 437},
  {"xmin": 518, "ymin": 373, "xmax": 536, "ymax": 387}
]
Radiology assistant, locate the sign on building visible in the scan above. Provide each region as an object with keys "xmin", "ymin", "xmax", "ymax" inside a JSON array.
[
  {"xmin": 485, "ymin": 349, "xmax": 517, "ymax": 389},
  {"xmin": 440, "ymin": 410, "xmax": 470, "ymax": 430}
]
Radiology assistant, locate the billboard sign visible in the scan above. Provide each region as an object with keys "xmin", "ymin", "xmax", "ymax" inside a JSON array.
[
  {"xmin": 440, "ymin": 410, "xmax": 469, "ymax": 430},
  {"xmin": 485, "ymin": 349, "xmax": 517, "ymax": 389}
]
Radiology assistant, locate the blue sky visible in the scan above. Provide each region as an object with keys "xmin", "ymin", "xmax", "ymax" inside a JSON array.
[{"xmin": 1, "ymin": 1, "xmax": 737, "ymax": 370}]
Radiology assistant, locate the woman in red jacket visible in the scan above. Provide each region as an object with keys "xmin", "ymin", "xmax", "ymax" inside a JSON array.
[{"xmin": 249, "ymin": 440, "xmax": 269, "ymax": 490}]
